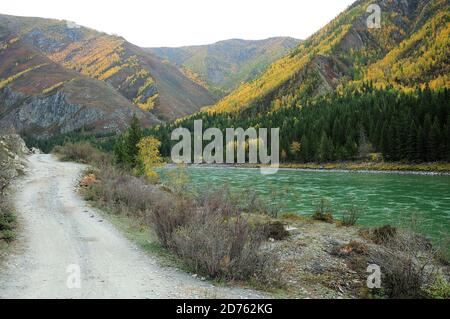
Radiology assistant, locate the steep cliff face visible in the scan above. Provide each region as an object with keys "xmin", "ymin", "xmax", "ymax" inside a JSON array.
[{"xmin": 0, "ymin": 24, "xmax": 158, "ymax": 138}]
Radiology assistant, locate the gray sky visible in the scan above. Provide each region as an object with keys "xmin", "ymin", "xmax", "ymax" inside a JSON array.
[{"xmin": 1, "ymin": 0, "xmax": 356, "ymax": 47}]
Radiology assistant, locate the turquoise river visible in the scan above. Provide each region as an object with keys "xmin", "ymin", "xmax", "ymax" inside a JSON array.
[{"xmin": 159, "ymin": 166, "xmax": 450, "ymax": 242}]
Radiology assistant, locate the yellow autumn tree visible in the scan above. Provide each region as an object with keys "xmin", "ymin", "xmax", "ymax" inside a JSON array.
[
  {"xmin": 137, "ymin": 136, "xmax": 163, "ymax": 179},
  {"xmin": 290, "ymin": 141, "xmax": 301, "ymax": 155}
]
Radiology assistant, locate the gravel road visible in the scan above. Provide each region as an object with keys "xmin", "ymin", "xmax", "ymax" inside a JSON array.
[{"xmin": 0, "ymin": 154, "xmax": 263, "ymax": 299}]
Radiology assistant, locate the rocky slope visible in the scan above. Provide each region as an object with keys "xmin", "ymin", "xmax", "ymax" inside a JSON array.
[
  {"xmin": 0, "ymin": 23, "xmax": 158, "ymax": 138},
  {"xmin": 148, "ymin": 37, "xmax": 300, "ymax": 94},
  {"xmin": 0, "ymin": 14, "xmax": 217, "ymax": 122},
  {"xmin": 207, "ymin": 0, "xmax": 449, "ymax": 114},
  {"xmin": 0, "ymin": 134, "xmax": 28, "ymax": 193}
]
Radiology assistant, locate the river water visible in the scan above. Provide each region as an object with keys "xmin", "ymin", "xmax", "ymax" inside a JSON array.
[{"xmin": 159, "ymin": 166, "xmax": 450, "ymax": 241}]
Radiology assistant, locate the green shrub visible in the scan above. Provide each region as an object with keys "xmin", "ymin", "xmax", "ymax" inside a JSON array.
[
  {"xmin": 0, "ymin": 200, "xmax": 16, "ymax": 243},
  {"xmin": 0, "ymin": 229, "xmax": 16, "ymax": 242},
  {"xmin": 425, "ymin": 274, "xmax": 450, "ymax": 299},
  {"xmin": 0, "ymin": 210, "xmax": 16, "ymax": 231}
]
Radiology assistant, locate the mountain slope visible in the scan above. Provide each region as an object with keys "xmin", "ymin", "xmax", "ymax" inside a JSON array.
[
  {"xmin": 362, "ymin": 1, "xmax": 449, "ymax": 90},
  {"xmin": 207, "ymin": 0, "xmax": 449, "ymax": 114},
  {"xmin": 147, "ymin": 37, "xmax": 300, "ymax": 94},
  {"xmin": 0, "ymin": 14, "xmax": 218, "ymax": 121},
  {"xmin": 0, "ymin": 25, "xmax": 156, "ymax": 138}
]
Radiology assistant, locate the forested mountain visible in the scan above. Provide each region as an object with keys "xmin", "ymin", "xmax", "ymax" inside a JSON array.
[
  {"xmin": 147, "ymin": 37, "xmax": 300, "ymax": 95},
  {"xmin": 151, "ymin": 86, "xmax": 450, "ymax": 163},
  {"xmin": 0, "ymin": 14, "xmax": 217, "ymax": 123},
  {"xmin": 206, "ymin": 0, "xmax": 449, "ymax": 114},
  {"xmin": 151, "ymin": 0, "xmax": 449, "ymax": 164}
]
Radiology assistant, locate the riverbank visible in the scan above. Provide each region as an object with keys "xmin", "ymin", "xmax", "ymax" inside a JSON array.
[
  {"xmin": 274, "ymin": 162, "xmax": 450, "ymax": 175},
  {"xmin": 182, "ymin": 162, "xmax": 450, "ymax": 175},
  {"xmin": 79, "ymin": 172, "xmax": 450, "ymax": 299}
]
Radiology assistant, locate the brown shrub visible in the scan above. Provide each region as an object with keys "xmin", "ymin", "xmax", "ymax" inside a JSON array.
[
  {"xmin": 84, "ymin": 165, "xmax": 164, "ymax": 217},
  {"xmin": 149, "ymin": 190, "xmax": 279, "ymax": 283},
  {"xmin": 260, "ymin": 221, "xmax": 290, "ymax": 241},
  {"xmin": 371, "ymin": 225, "xmax": 398, "ymax": 245},
  {"xmin": 312, "ymin": 198, "xmax": 334, "ymax": 223},
  {"xmin": 149, "ymin": 197, "xmax": 195, "ymax": 248},
  {"xmin": 80, "ymin": 174, "xmax": 98, "ymax": 187},
  {"xmin": 53, "ymin": 142, "xmax": 112, "ymax": 167},
  {"xmin": 172, "ymin": 210, "xmax": 277, "ymax": 282},
  {"xmin": 364, "ymin": 228, "xmax": 441, "ymax": 299},
  {"xmin": 341, "ymin": 204, "xmax": 362, "ymax": 226},
  {"xmin": 331, "ymin": 241, "xmax": 369, "ymax": 258},
  {"xmin": 370, "ymin": 247, "xmax": 435, "ymax": 299}
]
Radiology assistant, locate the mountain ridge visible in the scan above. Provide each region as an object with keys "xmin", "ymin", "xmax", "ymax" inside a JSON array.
[
  {"xmin": 206, "ymin": 0, "xmax": 449, "ymax": 115},
  {"xmin": 147, "ymin": 37, "xmax": 301, "ymax": 94},
  {"xmin": 0, "ymin": 13, "xmax": 218, "ymax": 122},
  {"xmin": 0, "ymin": 23, "xmax": 157, "ymax": 138}
]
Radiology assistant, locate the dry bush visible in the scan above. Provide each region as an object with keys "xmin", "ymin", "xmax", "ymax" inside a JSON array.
[
  {"xmin": 195, "ymin": 187, "xmax": 238, "ymax": 218},
  {"xmin": 172, "ymin": 210, "xmax": 277, "ymax": 282},
  {"xmin": 341, "ymin": 204, "xmax": 362, "ymax": 226},
  {"xmin": 371, "ymin": 225, "xmax": 398, "ymax": 245},
  {"xmin": 368, "ymin": 230, "xmax": 440, "ymax": 299},
  {"xmin": 312, "ymin": 198, "xmax": 334, "ymax": 223},
  {"xmin": 370, "ymin": 248, "xmax": 434, "ymax": 299},
  {"xmin": 53, "ymin": 142, "xmax": 112, "ymax": 167},
  {"xmin": 149, "ymin": 197, "xmax": 195, "ymax": 248},
  {"xmin": 260, "ymin": 221, "xmax": 290, "ymax": 241},
  {"xmin": 85, "ymin": 165, "xmax": 164, "ymax": 216},
  {"xmin": 149, "ymin": 189, "xmax": 279, "ymax": 283},
  {"xmin": 349, "ymin": 226, "xmax": 445, "ymax": 299}
]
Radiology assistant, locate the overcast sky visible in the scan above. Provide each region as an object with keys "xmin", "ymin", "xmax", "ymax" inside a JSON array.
[{"xmin": 1, "ymin": 0, "xmax": 356, "ymax": 47}]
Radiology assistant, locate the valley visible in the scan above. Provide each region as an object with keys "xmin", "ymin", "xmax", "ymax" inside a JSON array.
[{"xmin": 0, "ymin": 0, "xmax": 449, "ymax": 300}]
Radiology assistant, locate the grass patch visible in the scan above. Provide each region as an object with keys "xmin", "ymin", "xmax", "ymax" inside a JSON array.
[{"xmin": 0, "ymin": 197, "xmax": 16, "ymax": 244}]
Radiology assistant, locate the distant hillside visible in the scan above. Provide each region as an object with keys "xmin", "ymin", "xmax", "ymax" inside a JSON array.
[
  {"xmin": 0, "ymin": 24, "xmax": 156, "ymax": 138},
  {"xmin": 207, "ymin": 0, "xmax": 449, "ymax": 114},
  {"xmin": 0, "ymin": 14, "xmax": 217, "ymax": 122},
  {"xmin": 147, "ymin": 37, "xmax": 300, "ymax": 94}
]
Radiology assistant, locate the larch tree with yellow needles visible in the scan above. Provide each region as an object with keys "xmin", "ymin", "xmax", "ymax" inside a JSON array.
[{"xmin": 137, "ymin": 136, "xmax": 163, "ymax": 179}]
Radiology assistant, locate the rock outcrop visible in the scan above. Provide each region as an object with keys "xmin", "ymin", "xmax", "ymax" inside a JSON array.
[{"xmin": 0, "ymin": 134, "xmax": 29, "ymax": 193}]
